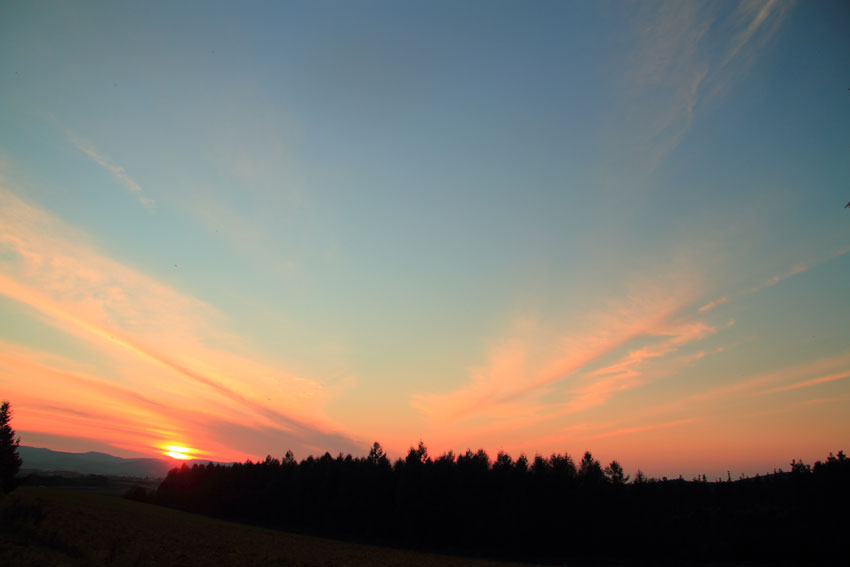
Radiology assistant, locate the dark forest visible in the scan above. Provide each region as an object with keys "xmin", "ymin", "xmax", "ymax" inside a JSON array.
[{"xmin": 146, "ymin": 443, "xmax": 850, "ymax": 563}]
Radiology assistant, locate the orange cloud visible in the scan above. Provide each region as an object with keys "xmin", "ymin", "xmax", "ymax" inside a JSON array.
[
  {"xmin": 698, "ymin": 296, "xmax": 729, "ymax": 313},
  {"xmin": 763, "ymin": 370, "xmax": 850, "ymax": 394},
  {"xmin": 588, "ymin": 322, "xmax": 717, "ymax": 381},
  {"xmin": 640, "ymin": 351, "xmax": 850, "ymax": 419},
  {"xmin": 1, "ymin": 338, "xmax": 363, "ymax": 462},
  {"xmin": 541, "ymin": 323, "xmax": 719, "ymax": 422},
  {"xmin": 411, "ymin": 272, "xmax": 706, "ymax": 426},
  {"xmin": 0, "ymin": 188, "xmax": 358, "ymax": 460},
  {"xmin": 589, "ymin": 418, "xmax": 697, "ymax": 440}
]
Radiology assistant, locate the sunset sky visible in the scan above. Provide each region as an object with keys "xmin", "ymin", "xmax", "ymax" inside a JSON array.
[{"xmin": 1, "ymin": 0, "xmax": 848, "ymax": 479}]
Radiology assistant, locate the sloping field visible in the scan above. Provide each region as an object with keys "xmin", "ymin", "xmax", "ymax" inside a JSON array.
[{"xmin": 0, "ymin": 487, "xmax": 537, "ymax": 567}]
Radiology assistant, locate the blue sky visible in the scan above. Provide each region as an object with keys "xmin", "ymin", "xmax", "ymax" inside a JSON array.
[{"xmin": 1, "ymin": 0, "xmax": 848, "ymax": 477}]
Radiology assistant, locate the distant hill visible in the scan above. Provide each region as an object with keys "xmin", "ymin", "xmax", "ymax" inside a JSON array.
[{"xmin": 18, "ymin": 446, "xmax": 176, "ymax": 478}]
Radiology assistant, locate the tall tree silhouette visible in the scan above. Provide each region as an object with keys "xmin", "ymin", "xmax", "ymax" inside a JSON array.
[
  {"xmin": 578, "ymin": 451, "xmax": 604, "ymax": 484},
  {"xmin": 0, "ymin": 401, "xmax": 22, "ymax": 493},
  {"xmin": 604, "ymin": 460, "xmax": 629, "ymax": 484},
  {"xmin": 367, "ymin": 442, "xmax": 389, "ymax": 467},
  {"xmin": 404, "ymin": 440, "xmax": 430, "ymax": 466}
]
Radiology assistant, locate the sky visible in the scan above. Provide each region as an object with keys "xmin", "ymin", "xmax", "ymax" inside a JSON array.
[{"xmin": 0, "ymin": 0, "xmax": 848, "ymax": 479}]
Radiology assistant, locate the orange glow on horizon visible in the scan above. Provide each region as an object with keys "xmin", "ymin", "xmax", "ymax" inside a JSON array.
[
  {"xmin": 162, "ymin": 445, "xmax": 195, "ymax": 460},
  {"xmin": 165, "ymin": 451, "xmax": 190, "ymax": 460}
]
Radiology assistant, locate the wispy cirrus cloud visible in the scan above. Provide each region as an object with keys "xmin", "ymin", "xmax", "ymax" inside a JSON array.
[
  {"xmin": 762, "ymin": 370, "xmax": 850, "ymax": 395},
  {"xmin": 410, "ymin": 271, "xmax": 717, "ymax": 427},
  {"xmin": 587, "ymin": 321, "xmax": 718, "ymax": 382},
  {"xmin": 544, "ymin": 320, "xmax": 725, "ymax": 421},
  {"xmin": 409, "ymin": 221, "xmax": 844, "ymax": 456},
  {"xmin": 0, "ymin": 187, "xmax": 358, "ymax": 460},
  {"xmin": 718, "ymin": 0, "xmax": 792, "ymax": 77},
  {"xmin": 589, "ymin": 418, "xmax": 698, "ymax": 441},
  {"xmin": 640, "ymin": 351, "xmax": 850, "ymax": 419},
  {"xmin": 68, "ymin": 133, "xmax": 155, "ymax": 210},
  {"xmin": 698, "ymin": 245, "xmax": 850, "ymax": 314},
  {"xmin": 745, "ymin": 260, "xmax": 811, "ymax": 295},
  {"xmin": 615, "ymin": 0, "xmax": 795, "ymax": 172},
  {"xmin": 2, "ymin": 339, "xmax": 362, "ymax": 460},
  {"xmin": 408, "ymin": 307, "xmax": 666, "ymax": 426},
  {"xmin": 698, "ymin": 296, "xmax": 730, "ymax": 314}
]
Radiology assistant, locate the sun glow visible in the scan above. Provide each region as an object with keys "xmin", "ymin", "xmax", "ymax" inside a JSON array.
[{"xmin": 163, "ymin": 445, "xmax": 194, "ymax": 460}]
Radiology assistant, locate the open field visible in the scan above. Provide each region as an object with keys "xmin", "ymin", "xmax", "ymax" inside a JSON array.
[
  {"xmin": 0, "ymin": 487, "xmax": 542, "ymax": 567},
  {"xmin": 0, "ymin": 486, "xmax": 807, "ymax": 567}
]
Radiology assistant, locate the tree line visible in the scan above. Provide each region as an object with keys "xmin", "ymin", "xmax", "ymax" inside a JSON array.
[{"xmin": 149, "ymin": 442, "xmax": 850, "ymax": 562}]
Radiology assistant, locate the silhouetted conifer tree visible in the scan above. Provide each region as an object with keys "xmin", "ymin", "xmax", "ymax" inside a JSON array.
[
  {"xmin": 578, "ymin": 451, "xmax": 604, "ymax": 484},
  {"xmin": 367, "ymin": 442, "xmax": 387, "ymax": 466},
  {"xmin": 0, "ymin": 401, "xmax": 22, "ymax": 493},
  {"xmin": 604, "ymin": 460, "xmax": 628, "ymax": 484}
]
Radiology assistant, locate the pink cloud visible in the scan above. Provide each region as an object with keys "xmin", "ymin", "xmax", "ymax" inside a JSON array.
[
  {"xmin": 528, "ymin": 320, "xmax": 719, "ymax": 418},
  {"xmin": 411, "ymin": 273, "xmax": 706, "ymax": 426},
  {"xmin": 640, "ymin": 351, "xmax": 850, "ymax": 419},
  {"xmin": 588, "ymin": 322, "xmax": 716, "ymax": 381},
  {"xmin": 698, "ymin": 296, "xmax": 729, "ymax": 313},
  {"xmin": 0, "ymin": 188, "xmax": 358, "ymax": 460},
  {"xmin": 763, "ymin": 370, "xmax": 850, "ymax": 394},
  {"xmin": 589, "ymin": 418, "xmax": 697, "ymax": 440}
]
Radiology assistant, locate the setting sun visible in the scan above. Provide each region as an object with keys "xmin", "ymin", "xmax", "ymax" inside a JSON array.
[{"xmin": 163, "ymin": 445, "xmax": 193, "ymax": 460}]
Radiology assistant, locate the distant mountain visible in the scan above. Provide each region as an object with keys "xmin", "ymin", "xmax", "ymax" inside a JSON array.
[{"xmin": 18, "ymin": 446, "xmax": 177, "ymax": 478}]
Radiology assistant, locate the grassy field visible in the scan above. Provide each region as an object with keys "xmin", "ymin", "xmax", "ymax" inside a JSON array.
[
  {"xmin": 1, "ymin": 487, "xmax": 794, "ymax": 567},
  {"xmin": 0, "ymin": 486, "xmax": 541, "ymax": 567}
]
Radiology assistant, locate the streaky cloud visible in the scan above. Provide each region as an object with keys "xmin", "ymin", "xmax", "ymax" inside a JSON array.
[
  {"xmin": 698, "ymin": 246, "xmax": 850, "ymax": 316},
  {"xmin": 589, "ymin": 418, "xmax": 697, "ymax": 440},
  {"xmin": 615, "ymin": 0, "xmax": 795, "ymax": 173},
  {"xmin": 698, "ymin": 296, "xmax": 729, "ymax": 314},
  {"xmin": 763, "ymin": 370, "xmax": 850, "ymax": 395},
  {"xmin": 641, "ymin": 351, "xmax": 850, "ymax": 418},
  {"xmin": 410, "ymin": 272, "xmax": 712, "ymax": 426},
  {"xmin": 68, "ymin": 132, "xmax": 154, "ymax": 210},
  {"xmin": 0, "ymin": 187, "xmax": 359, "ymax": 461}
]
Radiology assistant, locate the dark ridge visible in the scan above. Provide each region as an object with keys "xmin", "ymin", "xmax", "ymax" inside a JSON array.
[{"xmin": 18, "ymin": 446, "xmax": 173, "ymax": 478}]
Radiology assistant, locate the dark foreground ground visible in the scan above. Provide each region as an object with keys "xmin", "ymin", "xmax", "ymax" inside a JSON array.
[
  {"xmin": 0, "ymin": 487, "xmax": 817, "ymax": 567},
  {"xmin": 0, "ymin": 486, "xmax": 535, "ymax": 567}
]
